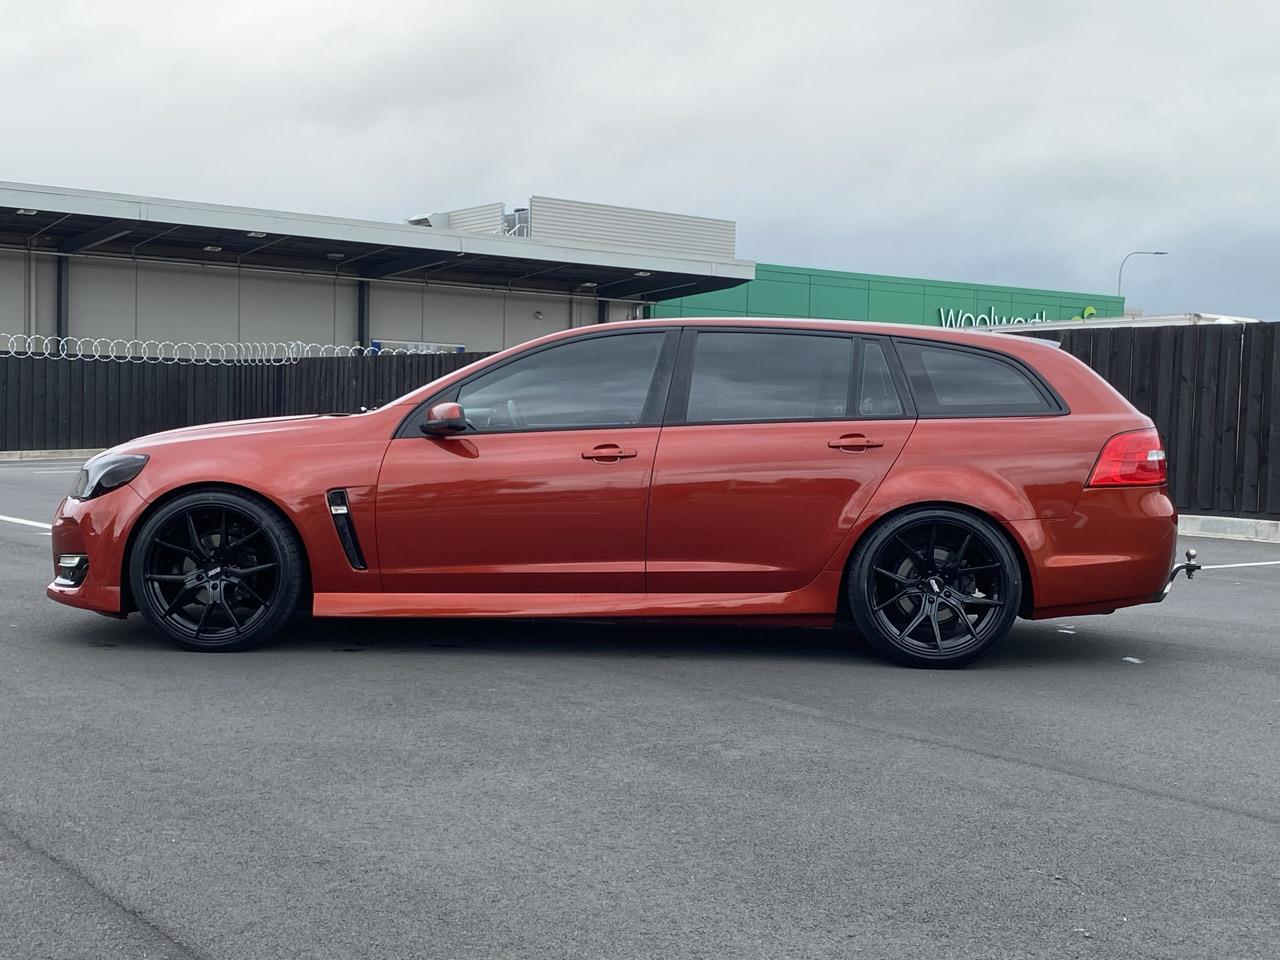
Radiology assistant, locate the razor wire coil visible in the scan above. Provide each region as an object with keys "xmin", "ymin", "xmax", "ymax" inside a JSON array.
[{"xmin": 0, "ymin": 334, "xmax": 454, "ymax": 365}]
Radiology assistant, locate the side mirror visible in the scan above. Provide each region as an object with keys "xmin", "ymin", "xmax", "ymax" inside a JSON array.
[{"xmin": 420, "ymin": 401, "xmax": 468, "ymax": 436}]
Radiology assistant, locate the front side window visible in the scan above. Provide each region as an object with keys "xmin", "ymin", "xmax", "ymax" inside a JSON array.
[
  {"xmin": 685, "ymin": 332, "xmax": 853, "ymax": 423},
  {"xmin": 895, "ymin": 341, "xmax": 1055, "ymax": 416},
  {"xmin": 457, "ymin": 332, "xmax": 665, "ymax": 431}
]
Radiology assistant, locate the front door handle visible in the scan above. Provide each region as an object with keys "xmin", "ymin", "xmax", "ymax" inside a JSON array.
[
  {"xmin": 582, "ymin": 444, "xmax": 638, "ymax": 462},
  {"xmin": 828, "ymin": 434, "xmax": 884, "ymax": 452}
]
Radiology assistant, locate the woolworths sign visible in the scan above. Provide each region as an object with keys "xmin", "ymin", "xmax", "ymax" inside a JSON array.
[{"xmin": 938, "ymin": 304, "xmax": 1098, "ymax": 328}]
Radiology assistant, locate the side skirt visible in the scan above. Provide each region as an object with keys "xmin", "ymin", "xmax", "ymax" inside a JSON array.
[{"xmin": 312, "ymin": 572, "xmax": 842, "ymax": 619}]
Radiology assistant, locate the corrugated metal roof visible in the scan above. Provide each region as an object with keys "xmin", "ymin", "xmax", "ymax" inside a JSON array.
[
  {"xmin": 1003, "ymin": 313, "xmax": 1262, "ymax": 331},
  {"xmin": 431, "ymin": 202, "xmax": 504, "ymax": 234},
  {"xmin": 0, "ymin": 181, "xmax": 754, "ymax": 300},
  {"xmin": 529, "ymin": 196, "xmax": 736, "ymax": 259}
]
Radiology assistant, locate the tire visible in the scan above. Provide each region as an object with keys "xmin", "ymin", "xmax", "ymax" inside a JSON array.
[
  {"xmin": 846, "ymin": 507, "xmax": 1022, "ymax": 668},
  {"xmin": 128, "ymin": 489, "xmax": 304, "ymax": 651}
]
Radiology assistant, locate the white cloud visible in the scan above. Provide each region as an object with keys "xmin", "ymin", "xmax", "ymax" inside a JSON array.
[{"xmin": 1, "ymin": 0, "xmax": 1275, "ymax": 314}]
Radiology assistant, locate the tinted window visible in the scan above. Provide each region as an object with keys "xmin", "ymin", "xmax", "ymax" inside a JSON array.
[
  {"xmin": 895, "ymin": 342, "xmax": 1054, "ymax": 416},
  {"xmin": 686, "ymin": 332, "xmax": 852, "ymax": 423},
  {"xmin": 458, "ymin": 333, "xmax": 664, "ymax": 431},
  {"xmin": 858, "ymin": 340, "xmax": 903, "ymax": 417}
]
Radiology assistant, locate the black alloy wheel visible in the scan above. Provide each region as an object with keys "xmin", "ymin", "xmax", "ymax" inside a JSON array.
[
  {"xmin": 129, "ymin": 490, "xmax": 303, "ymax": 651},
  {"xmin": 847, "ymin": 507, "xmax": 1021, "ymax": 668}
]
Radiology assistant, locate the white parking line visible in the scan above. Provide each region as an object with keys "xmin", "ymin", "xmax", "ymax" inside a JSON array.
[
  {"xmin": 0, "ymin": 515, "xmax": 52, "ymax": 530},
  {"xmin": 1201, "ymin": 560, "xmax": 1280, "ymax": 570}
]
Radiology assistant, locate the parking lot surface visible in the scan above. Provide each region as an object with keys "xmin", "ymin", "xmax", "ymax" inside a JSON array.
[{"xmin": 2, "ymin": 458, "xmax": 1278, "ymax": 959}]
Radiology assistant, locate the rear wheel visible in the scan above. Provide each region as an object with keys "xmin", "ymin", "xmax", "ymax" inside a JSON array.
[
  {"xmin": 129, "ymin": 490, "xmax": 303, "ymax": 651},
  {"xmin": 847, "ymin": 508, "xmax": 1021, "ymax": 668}
]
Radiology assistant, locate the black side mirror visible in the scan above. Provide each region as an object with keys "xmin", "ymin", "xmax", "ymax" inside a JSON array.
[{"xmin": 420, "ymin": 401, "xmax": 468, "ymax": 436}]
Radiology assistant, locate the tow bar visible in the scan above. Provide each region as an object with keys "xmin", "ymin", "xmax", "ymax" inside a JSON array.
[{"xmin": 1158, "ymin": 548, "xmax": 1202, "ymax": 601}]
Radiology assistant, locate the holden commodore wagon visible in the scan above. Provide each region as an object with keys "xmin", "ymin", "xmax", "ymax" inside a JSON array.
[{"xmin": 48, "ymin": 318, "xmax": 1197, "ymax": 667}]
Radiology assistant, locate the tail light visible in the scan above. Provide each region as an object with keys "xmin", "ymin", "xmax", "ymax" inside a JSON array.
[{"xmin": 1088, "ymin": 428, "xmax": 1168, "ymax": 487}]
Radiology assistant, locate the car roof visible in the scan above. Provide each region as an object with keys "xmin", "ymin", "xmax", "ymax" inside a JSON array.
[{"xmin": 559, "ymin": 316, "xmax": 1062, "ymax": 357}]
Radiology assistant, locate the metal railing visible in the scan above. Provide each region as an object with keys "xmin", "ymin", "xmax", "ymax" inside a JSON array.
[{"xmin": 0, "ymin": 333, "xmax": 455, "ymax": 365}]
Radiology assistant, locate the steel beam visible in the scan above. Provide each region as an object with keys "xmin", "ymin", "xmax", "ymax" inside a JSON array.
[
  {"xmin": 360, "ymin": 253, "xmax": 455, "ymax": 279},
  {"xmin": 57, "ymin": 218, "xmax": 138, "ymax": 253},
  {"xmin": 56, "ymin": 256, "xmax": 69, "ymax": 339},
  {"xmin": 356, "ymin": 280, "xmax": 370, "ymax": 346}
]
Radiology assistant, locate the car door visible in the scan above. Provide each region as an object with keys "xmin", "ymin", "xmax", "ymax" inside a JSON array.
[
  {"xmin": 376, "ymin": 328, "xmax": 677, "ymax": 594},
  {"xmin": 646, "ymin": 330, "xmax": 916, "ymax": 594}
]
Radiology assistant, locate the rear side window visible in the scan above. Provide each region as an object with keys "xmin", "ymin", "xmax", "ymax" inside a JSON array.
[
  {"xmin": 685, "ymin": 331, "xmax": 852, "ymax": 423},
  {"xmin": 894, "ymin": 341, "xmax": 1057, "ymax": 416}
]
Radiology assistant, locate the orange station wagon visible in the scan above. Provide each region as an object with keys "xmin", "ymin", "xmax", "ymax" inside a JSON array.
[{"xmin": 48, "ymin": 318, "xmax": 1199, "ymax": 667}]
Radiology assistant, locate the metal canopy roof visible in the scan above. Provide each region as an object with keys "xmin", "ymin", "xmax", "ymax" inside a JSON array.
[
  {"xmin": 1003, "ymin": 313, "xmax": 1263, "ymax": 331},
  {"xmin": 0, "ymin": 181, "xmax": 754, "ymax": 301}
]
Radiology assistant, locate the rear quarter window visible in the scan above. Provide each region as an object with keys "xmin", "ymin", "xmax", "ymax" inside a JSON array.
[{"xmin": 894, "ymin": 340, "xmax": 1061, "ymax": 417}]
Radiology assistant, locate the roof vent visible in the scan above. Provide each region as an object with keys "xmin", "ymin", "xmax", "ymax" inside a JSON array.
[{"xmin": 502, "ymin": 208, "xmax": 530, "ymax": 237}]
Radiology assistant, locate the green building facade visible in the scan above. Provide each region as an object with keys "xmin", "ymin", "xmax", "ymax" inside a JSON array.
[{"xmin": 651, "ymin": 263, "xmax": 1124, "ymax": 328}]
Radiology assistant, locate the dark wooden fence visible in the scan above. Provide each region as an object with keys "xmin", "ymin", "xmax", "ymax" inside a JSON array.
[
  {"xmin": 2, "ymin": 324, "xmax": 1278, "ymax": 518},
  {"xmin": 0, "ymin": 352, "xmax": 490, "ymax": 454},
  {"xmin": 1020, "ymin": 323, "xmax": 1280, "ymax": 519}
]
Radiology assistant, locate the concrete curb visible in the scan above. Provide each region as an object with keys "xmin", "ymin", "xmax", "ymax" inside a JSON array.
[
  {"xmin": 0, "ymin": 448, "xmax": 102, "ymax": 462},
  {"xmin": 1180, "ymin": 515, "xmax": 1280, "ymax": 543}
]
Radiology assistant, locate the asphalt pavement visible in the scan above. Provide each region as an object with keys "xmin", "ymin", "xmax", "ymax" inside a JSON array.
[{"xmin": 1, "ymin": 458, "xmax": 1277, "ymax": 959}]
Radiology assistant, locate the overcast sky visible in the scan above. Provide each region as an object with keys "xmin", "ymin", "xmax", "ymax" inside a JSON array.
[{"xmin": 1, "ymin": 1, "xmax": 1276, "ymax": 316}]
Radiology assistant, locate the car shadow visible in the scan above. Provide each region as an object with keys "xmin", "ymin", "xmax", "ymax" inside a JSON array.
[
  {"xmin": 285, "ymin": 614, "xmax": 1122, "ymax": 667},
  {"xmin": 280, "ymin": 616, "xmax": 880, "ymax": 663},
  {"xmin": 63, "ymin": 610, "xmax": 1126, "ymax": 669}
]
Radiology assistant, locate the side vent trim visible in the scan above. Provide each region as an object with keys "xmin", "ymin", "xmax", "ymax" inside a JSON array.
[{"xmin": 326, "ymin": 489, "xmax": 368, "ymax": 570}]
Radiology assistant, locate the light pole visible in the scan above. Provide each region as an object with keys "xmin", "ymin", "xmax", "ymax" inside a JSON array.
[{"xmin": 1117, "ymin": 250, "xmax": 1169, "ymax": 296}]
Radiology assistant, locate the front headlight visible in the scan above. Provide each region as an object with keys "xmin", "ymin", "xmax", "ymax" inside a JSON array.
[{"xmin": 69, "ymin": 454, "xmax": 149, "ymax": 501}]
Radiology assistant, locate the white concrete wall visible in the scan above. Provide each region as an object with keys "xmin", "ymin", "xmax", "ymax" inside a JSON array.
[
  {"xmin": 137, "ymin": 263, "xmax": 238, "ymax": 342},
  {"xmin": 0, "ymin": 250, "xmax": 29, "ymax": 332},
  {"xmin": 371, "ymin": 283, "xmax": 596, "ymax": 351},
  {"xmin": 0, "ymin": 251, "xmax": 612, "ymax": 351},
  {"xmin": 0, "ymin": 250, "xmax": 57, "ymax": 337},
  {"xmin": 239, "ymin": 272, "xmax": 354, "ymax": 345},
  {"xmin": 68, "ymin": 258, "xmax": 137, "ymax": 339},
  {"xmin": 369, "ymin": 284, "xmax": 423, "ymax": 343},
  {"xmin": 35, "ymin": 255, "xmax": 56, "ymax": 337}
]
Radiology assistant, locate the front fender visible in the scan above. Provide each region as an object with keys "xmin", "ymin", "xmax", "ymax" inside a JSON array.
[{"xmin": 120, "ymin": 426, "xmax": 393, "ymax": 595}]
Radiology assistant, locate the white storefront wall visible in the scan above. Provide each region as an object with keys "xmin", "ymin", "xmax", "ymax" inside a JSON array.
[{"xmin": 0, "ymin": 249, "xmax": 607, "ymax": 351}]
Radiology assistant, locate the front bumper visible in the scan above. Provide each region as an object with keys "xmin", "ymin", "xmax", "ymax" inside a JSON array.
[{"xmin": 45, "ymin": 483, "xmax": 149, "ymax": 615}]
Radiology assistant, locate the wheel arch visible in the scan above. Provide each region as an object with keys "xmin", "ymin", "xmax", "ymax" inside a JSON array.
[
  {"xmin": 118, "ymin": 482, "xmax": 313, "ymax": 614},
  {"xmin": 835, "ymin": 500, "xmax": 1035, "ymax": 620}
]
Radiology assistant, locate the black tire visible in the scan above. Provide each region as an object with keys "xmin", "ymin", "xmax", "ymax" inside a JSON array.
[
  {"xmin": 847, "ymin": 507, "xmax": 1022, "ymax": 668},
  {"xmin": 128, "ymin": 489, "xmax": 304, "ymax": 651}
]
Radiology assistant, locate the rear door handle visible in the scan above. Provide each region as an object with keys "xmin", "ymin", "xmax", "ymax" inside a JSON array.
[
  {"xmin": 582, "ymin": 444, "xmax": 638, "ymax": 462},
  {"xmin": 828, "ymin": 434, "xmax": 884, "ymax": 452}
]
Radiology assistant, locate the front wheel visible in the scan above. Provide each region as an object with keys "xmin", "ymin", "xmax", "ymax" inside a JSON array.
[
  {"xmin": 129, "ymin": 490, "xmax": 304, "ymax": 651},
  {"xmin": 847, "ymin": 508, "xmax": 1022, "ymax": 668}
]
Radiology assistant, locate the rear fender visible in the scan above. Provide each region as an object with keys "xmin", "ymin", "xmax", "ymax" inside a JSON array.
[{"xmin": 820, "ymin": 465, "xmax": 1044, "ymax": 613}]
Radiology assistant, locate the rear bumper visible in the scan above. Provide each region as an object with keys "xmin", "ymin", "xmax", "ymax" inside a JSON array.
[
  {"xmin": 1008, "ymin": 486, "xmax": 1179, "ymax": 619},
  {"xmin": 45, "ymin": 484, "xmax": 148, "ymax": 615}
]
